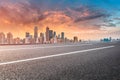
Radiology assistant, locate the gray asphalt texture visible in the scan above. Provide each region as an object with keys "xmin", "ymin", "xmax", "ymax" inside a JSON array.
[{"xmin": 0, "ymin": 42, "xmax": 120, "ymax": 80}]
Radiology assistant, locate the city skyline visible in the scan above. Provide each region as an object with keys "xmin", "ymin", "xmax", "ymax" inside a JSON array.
[
  {"xmin": 1, "ymin": 26, "xmax": 119, "ymax": 45},
  {"xmin": 0, "ymin": 0, "xmax": 120, "ymax": 40},
  {"xmin": 1, "ymin": 26, "xmax": 80, "ymax": 44},
  {"xmin": 0, "ymin": 24, "xmax": 119, "ymax": 41}
]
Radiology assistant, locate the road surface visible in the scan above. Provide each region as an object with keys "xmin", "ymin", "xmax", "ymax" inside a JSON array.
[{"xmin": 0, "ymin": 42, "xmax": 120, "ymax": 80}]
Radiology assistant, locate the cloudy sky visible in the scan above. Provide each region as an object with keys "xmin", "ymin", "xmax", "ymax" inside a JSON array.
[{"xmin": 0, "ymin": 0, "xmax": 120, "ymax": 40}]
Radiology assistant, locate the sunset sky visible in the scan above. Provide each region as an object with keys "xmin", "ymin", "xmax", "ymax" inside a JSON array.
[{"xmin": 0, "ymin": 0, "xmax": 120, "ymax": 40}]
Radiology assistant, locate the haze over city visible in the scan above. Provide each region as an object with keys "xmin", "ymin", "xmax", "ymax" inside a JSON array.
[
  {"xmin": 0, "ymin": 0, "xmax": 120, "ymax": 40},
  {"xmin": 0, "ymin": 0, "xmax": 120, "ymax": 80}
]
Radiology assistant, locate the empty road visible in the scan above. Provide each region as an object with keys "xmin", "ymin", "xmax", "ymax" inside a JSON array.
[{"xmin": 0, "ymin": 42, "xmax": 120, "ymax": 80}]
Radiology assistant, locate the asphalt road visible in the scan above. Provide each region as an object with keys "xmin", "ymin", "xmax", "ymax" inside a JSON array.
[{"xmin": 0, "ymin": 42, "xmax": 120, "ymax": 80}]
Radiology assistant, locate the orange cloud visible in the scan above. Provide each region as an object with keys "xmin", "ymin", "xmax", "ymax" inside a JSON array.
[{"xmin": 0, "ymin": 1, "xmax": 119, "ymax": 40}]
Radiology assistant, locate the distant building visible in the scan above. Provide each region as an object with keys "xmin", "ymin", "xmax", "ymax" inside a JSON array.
[
  {"xmin": 58, "ymin": 34, "xmax": 60, "ymax": 39},
  {"xmin": 14, "ymin": 37, "xmax": 20, "ymax": 44},
  {"xmin": 7, "ymin": 32, "xmax": 13, "ymax": 44},
  {"xmin": 34, "ymin": 26, "xmax": 38, "ymax": 43},
  {"xmin": 53, "ymin": 31, "xmax": 56, "ymax": 37},
  {"xmin": 25, "ymin": 32, "xmax": 31, "ymax": 44},
  {"xmin": 49, "ymin": 30, "xmax": 53, "ymax": 40},
  {"xmin": 109, "ymin": 37, "xmax": 112, "ymax": 41},
  {"xmin": 73, "ymin": 36, "xmax": 78, "ymax": 42},
  {"xmin": 29, "ymin": 37, "xmax": 35, "ymax": 44},
  {"xmin": 101, "ymin": 37, "xmax": 112, "ymax": 42},
  {"xmin": 26, "ymin": 32, "xmax": 30, "ymax": 38},
  {"xmin": 46, "ymin": 27, "xmax": 49, "ymax": 42},
  {"xmin": 54, "ymin": 36, "xmax": 57, "ymax": 43},
  {"xmin": 40, "ymin": 33, "xmax": 44, "ymax": 38},
  {"xmin": 0, "ymin": 32, "xmax": 5, "ymax": 44},
  {"xmin": 39, "ymin": 33, "xmax": 44, "ymax": 44},
  {"xmin": 61, "ymin": 32, "xmax": 64, "ymax": 39},
  {"xmin": 44, "ymin": 33, "xmax": 46, "ymax": 43}
]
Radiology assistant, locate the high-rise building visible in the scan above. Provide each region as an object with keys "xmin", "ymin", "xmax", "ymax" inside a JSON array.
[
  {"xmin": 61, "ymin": 32, "xmax": 64, "ymax": 39},
  {"xmin": 39, "ymin": 33, "xmax": 44, "ymax": 44},
  {"xmin": 54, "ymin": 36, "xmax": 57, "ymax": 43},
  {"xmin": 49, "ymin": 30, "xmax": 53, "ymax": 40},
  {"xmin": 25, "ymin": 32, "xmax": 31, "ymax": 44},
  {"xmin": 14, "ymin": 37, "xmax": 20, "ymax": 44},
  {"xmin": 0, "ymin": 32, "xmax": 5, "ymax": 44},
  {"xmin": 44, "ymin": 33, "xmax": 46, "ymax": 43},
  {"xmin": 7, "ymin": 32, "xmax": 13, "ymax": 44},
  {"xmin": 53, "ymin": 31, "xmax": 56, "ymax": 37},
  {"xmin": 40, "ymin": 33, "xmax": 44, "ymax": 38},
  {"xmin": 46, "ymin": 27, "xmax": 49, "ymax": 42},
  {"xmin": 73, "ymin": 36, "xmax": 78, "ymax": 42},
  {"xmin": 109, "ymin": 37, "xmax": 112, "ymax": 41},
  {"xmin": 26, "ymin": 32, "xmax": 30, "ymax": 38},
  {"xmin": 58, "ymin": 34, "xmax": 60, "ymax": 39},
  {"xmin": 34, "ymin": 26, "xmax": 38, "ymax": 42}
]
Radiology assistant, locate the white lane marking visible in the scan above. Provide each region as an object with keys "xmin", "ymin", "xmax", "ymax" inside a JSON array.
[
  {"xmin": 0, "ymin": 45, "xmax": 114, "ymax": 66},
  {"xmin": 0, "ymin": 44, "xmax": 92, "ymax": 51}
]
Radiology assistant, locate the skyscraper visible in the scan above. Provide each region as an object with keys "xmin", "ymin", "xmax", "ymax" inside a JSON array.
[
  {"xmin": 49, "ymin": 30, "xmax": 53, "ymax": 40},
  {"xmin": 14, "ymin": 37, "xmax": 20, "ymax": 44},
  {"xmin": 26, "ymin": 32, "xmax": 30, "ymax": 38},
  {"xmin": 46, "ymin": 27, "xmax": 49, "ymax": 42},
  {"xmin": 7, "ymin": 32, "xmax": 13, "ymax": 44},
  {"xmin": 25, "ymin": 32, "xmax": 31, "ymax": 44},
  {"xmin": 0, "ymin": 32, "xmax": 5, "ymax": 44},
  {"xmin": 34, "ymin": 26, "xmax": 38, "ymax": 42},
  {"xmin": 53, "ymin": 31, "xmax": 56, "ymax": 37},
  {"xmin": 73, "ymin": 36, "xmax": 78, "ymax": 42},
  {"xmin": 44, "ymin": 33, "xmax": 46, "ymax": 43},
  {"xmin": 40, "ymin": 33, "xmax": 44, "ymax": 44},
  {"xmin": 40, "ymin": 33, "xmax": 44, "ymax": 38},
  {"xmin": 58, "ymin": 34, "xmax": 60, "ymax": 39},
  {"xmin": 61, "ymin": 32, "xmax": 64, "ymax": 39}
]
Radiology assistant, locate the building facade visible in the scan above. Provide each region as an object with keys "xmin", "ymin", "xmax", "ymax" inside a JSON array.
[
  {"xmin": 34, "ymin": 26, "xmax": 38, "ymax": 43},
  {"xmin": 7, "ymin": 32, "xmax": 13, "ymax": 44},
  {"xmin": 0, "ymin": 32, "xmax": 5, "ymax": 44},
  {"xmin": 46, "ymin": 27, "xmax": 49, "ymax": 42}
]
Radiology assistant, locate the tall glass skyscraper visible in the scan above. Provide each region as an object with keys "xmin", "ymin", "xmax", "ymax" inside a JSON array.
[
  {"xmin": 34, "ymin": 26, "xmax": 38, "ymax": 42},
  {"xmin": 46, "ymin": 27, "xmax": 49, "ymax": 42}
]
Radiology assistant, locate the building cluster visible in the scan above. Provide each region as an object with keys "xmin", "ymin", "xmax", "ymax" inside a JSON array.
[
  {"xmin": 25, "ymin": 26, "xmax": 66, "ymax": 44},
  {"xmin": 0, "ymin": 26, "xmax": 79, "ymax": 45},
  {"xmin": 0, "ymin": 32, "xmax": 21, "ymax": 44},
  {"xmin": 101, "ymin": 37, "xmax": 112, "ymax": 42}
]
